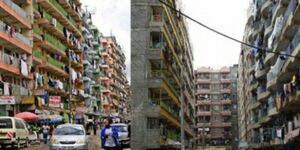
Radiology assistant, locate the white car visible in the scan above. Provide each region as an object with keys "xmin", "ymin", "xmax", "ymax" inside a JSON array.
[
  {"xmin": 49, "ymin": 124, "xmax": 89, "ymax": 150},
  {"xmin": 112, "ymin": 123, "xmax": 130, "ymax": 148},
  {"xmin": 0, "ymin": 117, "xmax": 29, "ymax": 149}
]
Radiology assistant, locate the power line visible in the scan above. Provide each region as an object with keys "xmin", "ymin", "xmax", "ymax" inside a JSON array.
[{"xmin": 157, "ymin": 0, "xmax": 300, "ymax": 59}]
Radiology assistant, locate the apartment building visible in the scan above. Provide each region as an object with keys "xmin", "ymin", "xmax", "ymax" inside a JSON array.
[
  {"xmin": 81, "ymin": 10, "xmax": 103, "ymax": 118},
  {"xmin": 238, "ymin": 0, "xmax": 300, "ymax": 149},
  {"xmin": 195, "ymin": 66, "xmax": 238, "ymax": 150},
  {"xmin": 99, "ymin": 36, "xmax": 129, "ymax": 120},
  {"xmin": 131, "ymin": 0, "xmax": 195, "ymax": 149},
  {"xmin": 32, "ymin": 0, "xmax": 84, "ymax": 122},
  {"xmin": 0, "ymin": 0, "xmax": 33, "ymax": 116}
]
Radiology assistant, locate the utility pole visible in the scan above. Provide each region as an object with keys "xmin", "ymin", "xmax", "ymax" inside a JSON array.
[
  {"xmin": 68, "ymin": 50, "xmax": 73, "ymax": 124},
  {"xmin": 180, "ymin": 71, "xmax": 185, "ymax": 150}
]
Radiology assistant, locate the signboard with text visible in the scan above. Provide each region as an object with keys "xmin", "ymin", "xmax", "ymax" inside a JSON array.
[
  {"xmin": 0, "ymin": 96, "xmax": 15, "ymax": 105},
  {"xmin": 49, "ymin": 96, "xmax": 61, "ymax": 108}
]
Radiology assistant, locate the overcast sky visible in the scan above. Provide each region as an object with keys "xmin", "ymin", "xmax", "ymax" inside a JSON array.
[
  {"xmin": 81, "ymin": 0, "xmax": 249, "ymax": 78},
  {"xmin": 81, "ymin": 0, "xmax": 131, "ymax": 80},
  {"xmin": 185, "ymin": 0, "xmax": 249, "ymax": 69}
]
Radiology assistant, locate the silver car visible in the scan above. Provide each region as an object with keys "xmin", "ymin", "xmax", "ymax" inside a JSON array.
[
  {"xmin": 49, "ymin": 124, "xmax": 89, "ymax": 150},
  {"xmin": 112, "ymin": 123, "xmax": 130, "ymax": 148}
]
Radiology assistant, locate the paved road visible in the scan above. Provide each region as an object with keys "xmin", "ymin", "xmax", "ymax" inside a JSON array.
[
  {"xmin": 14, "ymin": 134, "xmax": 130, "ymax": 150},
  {"xmin": 21, "ymin": 134, "xmax": 102, "ymax": 150}
]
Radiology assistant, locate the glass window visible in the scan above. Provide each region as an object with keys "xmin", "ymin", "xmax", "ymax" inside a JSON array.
[
  {"xmin": 0, "ymin": 119, "xmax": 12, "ymax": 128},
  {"xmin": 112, "ymin": 125, "xmax": 128, "ymax": 132},
  {"xmin": 54, "ymin": 126, "xmax": 84, "ymax": 135},
  {"xmin": 15, "ymin": 120, "xmax": 22, "ymax": 129}
]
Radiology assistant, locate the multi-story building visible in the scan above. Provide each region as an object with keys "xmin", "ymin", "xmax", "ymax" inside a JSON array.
[
  {"xmin": 131, "ymin": 0, "xmax": 195, "ymax": 149},
  {"xmin": 32, "ymin": 0, "xmax": 84, "ymax": 123},
  {"xmin": 238, "ymin": 0, "xmax": 300, "ymax": 149},
  {"xmin": 0, "ymin": 0, "xmax": 33, "ymax": 116},
  {"xmin": 99, "ymin": 36, "xmax": 129, "ymax": 120},
  {"xmin": 81, "ymin": 9, "xmax": 103, "ymax": 119},
  {"xmin": 195, "ymin": 66, "xmax": 238, "ymax": 150}
]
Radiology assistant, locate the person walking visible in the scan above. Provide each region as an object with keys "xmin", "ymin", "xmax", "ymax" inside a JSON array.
[
  {"xmin": 42, "ymin": 124, "xmax": 49, "ymax": 144},
  {"xmin": 93, "ymin": 120, "xmax": 98, "ymax": 135},
  {"xmin": 100, "ymin": 118, "xmax": 120, "ymax": 150}
]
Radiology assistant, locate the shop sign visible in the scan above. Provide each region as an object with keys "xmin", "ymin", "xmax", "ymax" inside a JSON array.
[
  {"xmin": 21, "ymin": 97, "xmax": 34, "ymax": 104},
  {"xmin": 49, "ymin": 96, "xmax": 61, "ymax": 108},
  {"xmin": 0, "ymin": 96, "xmax": 15, "ymax": 105}
]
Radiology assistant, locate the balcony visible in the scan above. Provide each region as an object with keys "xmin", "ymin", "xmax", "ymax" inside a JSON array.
[
  {"xmin": 211, "ymin": 122, "xmax": 232, "ymax": 128},
  {"xmin": 197, "ymin": 122, "xmax": 211, "ymax": 127},
  {"xmin": 220, "ymin": 88, "xmax": 231, "ymax": 94},
  {"xmin": 37, "ymin": 0, "xmax": 82, "ymax": 38},
  {"xmin": 257, "ymin": 91, "xmax": 270, "ymax": 102},
  {"xmin": 160, "ymin": 100, "xmax": 180, "ymax": 120},
  {"xmin": 220, "ymin": 78, "xmax": 231, "ymax": 83},
  {"xmin": 196, "ymin": 89, "xmax": 211, "ymax": 94},
  {"xmin": 197, "ymin": 111, "xmax": 211, "ymax": 116},
  {"xmin": 37, "ymin": 34, "xmax": 67, "ymax": 57},
  {"xmin": 0, "ymin": 0, "xmax": 31, "ymax": 29},
  {"xmin": 248, "ymin": 97, "xmax": 260, "ymax": 111},
  {"xmin": 0, "ymin": 52, "xmax": 31, "ymax": 79},
  {"xmin": 261, "ymin": 0, "xmax": 273, "ymax": 17},
  {"xmin": 57, "ymin": 0, "xmax": 81, "ymax": 22},
  {"xmin": 196, "ymin": 78, "xmax": 211, "ymax": 84},
  {"xmin": 36, "ymin": 11, "xmax": 65, "ymax": 40},
  {"xmin": 0, "ymin": 21, "xmax": 31, "ymax": 54},
  {"xmin": 197, "ymin": 100, "xmax": 211, "ymax": 105}
]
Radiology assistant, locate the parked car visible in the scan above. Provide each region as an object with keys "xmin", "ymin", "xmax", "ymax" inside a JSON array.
[
  {"xmin": 49, "ymin": 124, "xmax": 89, "ymax": 150},
  {"xmin": 112, "ymin": 123, "xmax": 130, "ymax": 148},
  {"xmin": 0, "ymin": 117, "xmax": 29, "ymax": 149}
]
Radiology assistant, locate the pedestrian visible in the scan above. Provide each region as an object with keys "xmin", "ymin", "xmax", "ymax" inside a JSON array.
[
  {"xmin": 42, "ymin": 124, "xmax": 49, "ymax": 144},
  {"xmin": 100, "ymin": 118, "xmax": 120, "ymax": 150},
  {"xmin": 93, "ymin": 120, "xmax": 98, "ymax": 135}
]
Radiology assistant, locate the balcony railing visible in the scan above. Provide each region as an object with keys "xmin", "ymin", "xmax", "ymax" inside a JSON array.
[
  {"xmin": 44, "ymin": 34, "xmax": 66, "ymax": 52},
  {"xmin": 46, "ymin": 56, "xmax": 64, "ymax": 69},
  {"xmin": 33, "ymin": 50, "xmax": 42, "ymax": 59},
  {"xmin": 150, "ymin": 70, "xmax": 180, "ymax": 98},
  {"xmin": 0, "ymin": 21, "xmax": 31, "ymax": 47},
  {"xmin": 1, "ymin": 0, "xmax": 31, "ymax": 22},
  {"xmin": 160, "ymin": 100, "xmax": 180, "ymax": 120},
  {"xmin": 49, "ymin": 0, "xmax": 80, "ymax": 29},
  {"xmin": 0, "ymin": 52, "xmax": 20, "ymax": 68},
  {"xmin": 33, "ymin": 25, "xmax": 42, "ymax": 35}
]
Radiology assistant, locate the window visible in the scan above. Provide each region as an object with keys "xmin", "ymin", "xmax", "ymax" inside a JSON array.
[
  {"xmin": 15, "ymin": 120, "xmax": 23, "ymax": 129},
  {"xmin": 147, "ymin": 117, "xmax": 159, "ymax": 129},
  {"xmin": 150, "ymin": 32, "xmax": 163, "ymax": 48},
  {"xmin": 0, "ymin": 119, "xmax": 12, "ymax": 128},
  {"xmin": 151, "ymin": 6, "xmax": 162, "ymax": 22}
]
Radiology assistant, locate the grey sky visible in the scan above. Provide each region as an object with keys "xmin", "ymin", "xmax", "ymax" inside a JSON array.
[
  {"xmin": 81, "ymin": 0, "xmax": 249, "ymax": 75},
  {"xmin": 81, "ymin": 0, "xmax": 131, "ymax": 80},
  {"xmin": 185, "ymin": 0, "xmax": 249, "ymax": 69}
]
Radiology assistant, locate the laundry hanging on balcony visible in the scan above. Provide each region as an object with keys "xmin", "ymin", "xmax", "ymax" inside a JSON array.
[{"xmin": 20, "ymin": 59, "xmax": 28, "ymax": 76}]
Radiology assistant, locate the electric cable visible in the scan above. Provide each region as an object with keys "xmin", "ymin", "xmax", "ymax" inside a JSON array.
[{"xmin": 157, "ymin": 0, "xmax": 300, "ymax": 59}]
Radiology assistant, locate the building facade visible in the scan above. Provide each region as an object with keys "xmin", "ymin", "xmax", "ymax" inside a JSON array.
[
  {"xmin": 195, "ymin": 66, "xmax": 238, "ymax": 150},
  {"xmin": 0, "ymin": 0, "xmax": 129, "ymax": 123},
  {"xmin": 0, "ymin": 0, "xmax": 33, "ymax": 116},
  {"xmin": 131, "ymin": 0, "xmax": 195, "ymax": 149},
  {"xmin": 99, "ymin": 36, "xmax": 129, "ymax": 121},
  {"xmin": 238, "ymin": 0, "xmax": 300, "ymax": 149}
]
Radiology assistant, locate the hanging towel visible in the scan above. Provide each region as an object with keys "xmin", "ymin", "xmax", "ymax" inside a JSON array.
[
  {"xmin": 20, "ymin": 60, "xmax": 28, "ymax": 76},
  {"xmin": 3, "ymin": 82, "xmax": 10, "ymax": 95}
]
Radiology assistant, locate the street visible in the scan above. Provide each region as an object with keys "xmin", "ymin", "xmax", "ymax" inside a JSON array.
[{"xmin": 2, "ymin": 133, "xmax": 130, "ymax": 150}]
